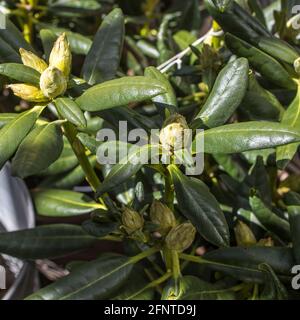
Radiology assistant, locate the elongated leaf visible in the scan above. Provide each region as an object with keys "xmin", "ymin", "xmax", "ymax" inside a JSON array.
[
  {"xmin": 225, "ymin": 33, "xmax": 296, "ymax": 90},
  {"xmin": 41, "ymin": 138, "xmax": 78, "ymax": 175},
  {"xmin": 55, "ymin": 97, "xmax": 87, "ymax": 128},
  {"xmin": 11, "ymin": 121, "xmax": 64, "ymax": 178},
  {"xmin": 195, "ymin": 58, "xmax": 249, "ymax": 128},
  {"xmin": 145, "ymin": 66, "xmax": 178, "ymax": 113},
  {"xmin": 82, "ymin": 220, "xmax": 118, "ymax": 238},
  {"xmin": 0, "ymin": 63, "xmax": 41, "ymax": 86},
  {"xmin": 96, "ymin": 145, "xmax": 152, "ymax": 196},
  {"xmin": 33, "ymin": 189, "xmax": 105, "ymax": 217},
  {"xmin": 76, "ymin": 76, "xmax": 166, "ymax": 111},
  {"xmin": 276, "ymin": 86, "xmax": 300, "ymax": 168},
  {"xmin": 0, "ymin": 113, "xmax": 17, "ymax": 129},
  {"xmin": 0, "ymin": 105, "xmax": 45, "ymax": 170},
  {"xmin": 0, "ymin": 224, "xmax": 97, "ymax": 259},
  {"xmin": 202, "ymin": 246, "xmax": 294, "ymax": 283},
  {"xmin": 288, "ymin": 206, "xmax": 300, "ymax": 264},
  {"xmin": 26, "ymin": 254, "xmax": 133, "ymax": 300},
  {"xmin": 0, "ymin": 37, "xmax": 21, "ymax": 63},
  {"xmin": 193, "ymin": 121, "xmax": 300, "ymax": 154},
  {"xmin": 169, "ymin": 164, "xmax": 230, "ymax": 247},
  {"xmin": 249, "ymin": 195, "xmax": 291, "ymax": 242},
  {"xmin": 179, "ymin": 276, "xmax": 235, "ymax": 300},
  {"xmin": 82, "ymin": 8, "xmax": 124, "ymax": 85},
  {"xmin": 49, "ymin": 0, "xmax": 101, "ymax": 16}
]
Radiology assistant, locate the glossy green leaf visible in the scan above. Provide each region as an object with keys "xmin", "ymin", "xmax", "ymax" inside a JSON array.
[
  {"xmin": 0, "ymin": 224, "xmax": 97, "ymax": 259},
  {"xmin": 82, "ymin": 8, "xmax": 125, "ymax": 85},
  {"xmin": 193, "ymin": 121, "xmax": 300, "ymax": 154},
  {"xmin": 82, "ymin": 220, "xmax": 118, "ymax": 238},
  {"xmin": 225, "ymin": 33, "xmax": 296, "ymax": 90},
  {"xmin": 96, "ymin": 145, "xmax": 153, "ymax": 196},
  {"xmin": 26, "ymin": 254, "xmax": 134, "ymax": 300},
  {"xmin": 0, "ymin": 113, "xmax": 17, "ymax": 129},
  {"xmin": 195, "ymin": 58, "xmax": 249, "ymax": 128},
  {"xmin": 202, "ymin": 246, "xmax": 294, "ymax": 283},
  {"xmin": 40, "ymin": 29, "xmax": 57, "ymax": 60},
  {"xmin": 169, "ymin": 164, "xmax": 230, "ymax": 247},
  {"xmin": 145, "ymin": 66, "xmax": 178, "ymax": 113},
  {"xmin": 77, "ymin": 132, "xmax": 99, "ymax": 155},
  {"xmin": 0, "ymin": 105, "xmax": 45, "ymax": 170},
  {"xmin": 276, "ymin": 86, "xmax": 300, "ymax": 168},
  {"xmin": 11, "ymin": 121, "xmax": 64, "ymax": 178},
  {"xmin": 49, "ymin": 0, "xmax": 101, "ymax": 17},
  {"xmin": 0, "ymin": 63, "xmax": 41, "ymax": 86},
  {"xmin": 288, "ymin": 206, "xmax": 300, "ymax": 264},
  {"xmin": 41, "ymin": 138, "xmax": 78, "ymax": 176},
  {"xmin": 55, "ymin": 97, "xmax": 87, "ymax": 128},
  {"xmin": 249, "ymin": 195, "xmax": 290, "ymax": 242},
  {"xmin": 76, "ymin": 76, "xmax": 166, "ymax": 111},
  {"xmin": 33, "ymin": 189, "xmax": 105, "ymax": 217}
]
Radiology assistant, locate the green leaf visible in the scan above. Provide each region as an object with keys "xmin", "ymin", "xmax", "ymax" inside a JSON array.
[
  {"xmin": 33, "ymin": 189, "xmax": 105, "ymax": 217},
  {"xmin": 41, "ymin": 137, "xmax": 78, "ymax": 175},
  {"xmin": 193, "ymin": 121, "xmax": 300, "ymax": 154},
  {"xmin": 49, "ymin": 0, "xmax": 101, "ymax": 17},
  {"xmin": 144, "ymin": 66, "xmax": 178, "ymax": 113},
  {"xmin": 82, "ymin": 8, "xmax": 125, "ymax": 85},
  {"xmin": 0, "ymin": 224, "xmax": 97, "ymax": 259},
  {"xmin": 169, "ymin": 164, "xmax": 230, "ymax": 247},
  {"xmin": 55, "ymin": 97, "xmax": 87, "ymax": 128},
  {"xmin": 77, "ymin": 132, "xmax": 99, "ymax": 155},
  {"xmin": 39, "ymin": 27, "xmax": 92, "ymax": 56},
  {"xmin": 26, "ymin": 254, "xmax": 134, "ymax": 300},
  {"xmin": 288, "ymin": 206, "xmax": 300, "ymax": 264},
  {"xmin": 249, "ymin": 195, "xmax": 291, "ymax": 242},
  {"xmin": 0, "ymin": 12, "xmax": 33, "ymax": 54},
  {"xmin": 179, "ymin": 276, "xmax": 235, "ymax": 300},
  {"xmin": 0, "ymin": 113, "xmax": 17, "ymax": 129},
  {"xmin": 0, "ymin": 105, "xmax": 45, "ymax": 170},
  {"xmin": 195, "ymin": 58, "xmax": 249, "ymax": 128},
  {"xmin": 0, "ymin": 63, "xmax": 41, "ymax": 86},
  {"xmin": 259, "ymin": 263, "xmax": 288, "ymax": 300},
  {"xmin": 40, "ymin": 29, "xmax": 57, "ymax": 60},
  {"xmin": 276, "ymin": 86, "xmax": 300, "ymax": 168},
  {"xmin": 11, "ymin": 121, "xmax": 64, "ymax": 178},
  {"xmin": 76, "ymin": 76, "xmax": 166, "ymax": 111},
  {"xmin": 173, "ymin": 30, "xmax": 196, "ymax": 51},
  {"xmin": 82, "ymin": 220, "xmax": 118, "ymax": 238},
  {"xmin": 225, "ymin": 33, "xmax": 296, "ymax": 90},
  {"xmin": 202, "ymin": 246, "xmax": 294, "ymax": 283},
  {"xmin": 96, "ymin": 145, "xmax": 153, "ymax": 196},
  {"xmin": 212, "ymin": 0, "xmax": 233, "ymax": 12}
]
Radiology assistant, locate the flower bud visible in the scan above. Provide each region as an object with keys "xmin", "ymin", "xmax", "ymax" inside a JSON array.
[
  {"xmin": 257, "ymin": 237, "xmax": 274, "ymax": 247},
  {"xmin": 234, "ymin": 220, "xmax": 256, "ymax": 247},
  {"xmin": 19, "ymin": 48, "xmax": 48, "ymax": 74},
  {"xmin": 150, "ymin": 200, "xmax": 176, "ymax": 235},
  {"xmin": 49, "ymin": 33, "xmax": 72, "ymax": 78},
  {"xmin": 159, "ymin": 114, "xmax": 191, "ymax": 154},
  {"xmin": 40, "ymin": 66, "xmax": 67, "ymax": 99},
  {"xmin": 121, "ymin": 208, "xmax": 144, "ymax": 234},
  {"xmin": 165, "ymin": 222, "xmax": 196, "ymax": 251},
  {"xmin": 7, "ymin": 84, "xmax": 47, "ymax": 102},
  {"xmin": 294, "ymin": 57, "xmax": 300, "ymax": 74}
]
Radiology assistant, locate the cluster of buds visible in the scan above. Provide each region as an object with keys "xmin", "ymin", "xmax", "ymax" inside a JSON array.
[
  {"xmin": 159, "ymin": 114, "xmax": 191, "ymax": 155},
  {"xmin": 150, "ymin": 200, "xmax": 176, "ymax": 236},
  {"xmin": 7, "ymin": 33, "xmax": 71, "ymax": 102}
]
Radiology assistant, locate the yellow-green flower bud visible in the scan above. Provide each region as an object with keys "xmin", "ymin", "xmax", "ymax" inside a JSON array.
[
  {"xmin": 159, "ymin": 114, "xmax": 191, "ymax": 154},
  {"xmin": 294, "ymin": 57, "xmax": 300, "ymax": 74},
  {"xmin": 19, "ymin": 48, "xmax": 48, "ymax": 74},
  {"xmin": 165, "ymin": 222, "xmax": 196, "ymax": 251},
  {"xmin": 257, "ymin": 237, "xmax": 274, "ymax": 247},
  {"xmin": 234, "ymin": 221, "xmax": 256, "ymax": 247},
  {"xmin": 150, "ymin": 200, "xmax": 176, "ymax": 235},
  {"xmin": 49, "ymin": 33, "xmax": 72, "ymax": 78},
  {"xmin": 121, "ymin": 208, "xmax": 144, "ymax": 235},
  {"xmin": 7, "ymin": 84, "xmax": 47, "ymax": 102},
  {"xmin": 40, "ymin": 66, "xmax": 67, "ymax": 99}
]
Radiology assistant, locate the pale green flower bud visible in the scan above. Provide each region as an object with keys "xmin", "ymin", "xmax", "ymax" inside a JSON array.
[
  {"xmin": 257, "ymin": 237, "xmax": 274, "ymax": 247},
  {"xmin": 159, "ymin": 114, "xmax": 191, "ymax": 154},
  {"xmin": 19, "ymin": 48, "xmax": 48, "ymax": 74},
  {"xmin": 40, "ymin": 66, "xmax": 67, "ymax": 99},
  {"xmin": 294, "ymin": 57, "xmax": 300, "ymax": 74},
  {"xmin": 49, "ymin": 33, "xmax": 72, "ymax": 78},
  {"xmin": 7, "ymin": 83, "xmax": 47, "ymax": 102},
  {"xmin": 121, "ymin": 208, "xmax": 144, "ymax": 235},
  {"xmin": 234, "ymin": 221, "xmax": 256, "ymax": 247},
  {"xmin": 150, "ymin": 200, "xmax": 176, "ymax": 235},
  {"xmin": 165, "ymin": 222, "xmax": 196, "ymax": 251}
]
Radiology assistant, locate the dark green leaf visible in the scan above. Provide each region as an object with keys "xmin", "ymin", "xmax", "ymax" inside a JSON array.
[{"xmin": 0, "ymin": 63, "xmax": 41, "ymax": 85}]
